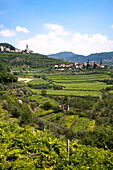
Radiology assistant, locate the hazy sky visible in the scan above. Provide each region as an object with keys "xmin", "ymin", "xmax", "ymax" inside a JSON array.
[{"xmin": 0, "ymin": 0, "xmax": 113, "ymax": 55}]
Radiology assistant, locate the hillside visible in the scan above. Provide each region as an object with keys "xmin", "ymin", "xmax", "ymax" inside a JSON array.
[
  {"xmin": 48, "ymin": 51, "xmax": 113, "ymax": 65},
  {"xmin": 0, "ymin": 57, "xmax": 113, "ymax": 168},
  {"xmin": 1, "ymin": 43, "xmax": 113, "ymax": 66},
  {"xmin": 0, "ymin": 71, "xmax": 113, "ymax": 168},
  {"xmin": 0, "ymin": 52, "xmax": 69, "ymax": 71}
]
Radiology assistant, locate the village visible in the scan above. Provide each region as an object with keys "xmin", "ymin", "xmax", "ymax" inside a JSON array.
[
  {"xmin": 0, "ymin": 44, "xmax": 34, "ymax": 54},
  {"xmin": 54, "ymin": 61, "xmax": 105, "ymax": 70}
]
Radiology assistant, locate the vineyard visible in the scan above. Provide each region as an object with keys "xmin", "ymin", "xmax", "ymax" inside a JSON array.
[
  {"xmin": 27, "ymin": 74, "xmax": 112, "ymax": 97},
  {"xmin": 0, "ymin": 52, "xmax": 113, "ymax": 169},
  {"xmin": 0, "ymin": 121, "xmax": 113, "ymax": 169}
]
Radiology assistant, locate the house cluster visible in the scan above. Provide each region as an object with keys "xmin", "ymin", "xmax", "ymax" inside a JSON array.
[
  {"xmin": 59, "ymin": 105, "xmax": 69, "ymax": 112},
  {"xmin": 54, "ymin": 61, "xmax": 105, "ymax": 69},
  {"xmin": 75, "ymin": 61, "xmax": 105, "ymax": 68},
  {"xmin": 0, "ymin": 44, "xmax": 34, "ymax": 54},
  {"xmin": 54, "ymin": 63, "xmax": 73, "ymax": 69},
  {"xmin": 0, "ymin": 45, "xmax": 22, "ymax": 53}
]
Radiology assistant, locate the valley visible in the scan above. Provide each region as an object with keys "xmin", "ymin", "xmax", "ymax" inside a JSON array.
[{"xmin": 0, "ymin": 51, "xmax": 113, "ymax": 169}]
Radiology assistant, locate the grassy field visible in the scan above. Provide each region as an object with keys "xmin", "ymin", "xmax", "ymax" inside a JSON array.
[{"xmin": 28, "ymin": 73, "xmax": 112, "ymax": 97}]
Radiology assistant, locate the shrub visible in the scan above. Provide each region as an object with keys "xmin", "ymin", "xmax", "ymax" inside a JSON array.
[
  {"xmin": 41, "ymin": 89, "xmax": 47, "ymax": 96},
  {"xmin": 66, "ymin": 111, "xmax": 75, "ymax": 115},
  {"xmin": 53, "ymin": 85, "xmax": 63, "ymax": 90},
  {"xmin": 42, "ymin": 102, "xmax": 52, "ymax": 110},
  {"xmin": 20, "ymin": 105, "xmax": 33, "ymax": 125},
  {"xmin": 11, "ymin": 106, "xmax": 20, "ymax": 118},
  {"xmin": 2, "ymin": 102, "xmax": 8, "ymax": 110},
  {"xmin": 31, "ymin": 103, "xmax": 38, "ymax": 110},
  {"xmin": 52, "ymin": 106, "xmax": 64, "ymax": 113}
]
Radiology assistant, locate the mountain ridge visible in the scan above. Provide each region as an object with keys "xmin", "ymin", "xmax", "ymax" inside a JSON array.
[{"xmin": 48, "ymin": 51, "xmax": 113, "ymax": 65}]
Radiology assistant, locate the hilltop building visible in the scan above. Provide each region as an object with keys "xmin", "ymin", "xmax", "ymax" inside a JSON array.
[
  {"xmin": 25, "ymin": 44, "xmax": 34, "ymax": 54},
  {"xmin": 0, "ymin": 44, "xmax": 22, "ymax": 53},
  {"xmin": 15, "ymin": 49, "xmax": 22, "ymax": 53},
  {"xmin": 25, "ymin": 44, "xmax": 29, "ymax": 53},
  {"xmin": 0, "ymin": 46, "xmax": 4, "ymax": 52}
]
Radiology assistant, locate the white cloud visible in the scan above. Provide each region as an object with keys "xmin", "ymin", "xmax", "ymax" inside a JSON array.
[
  {"xmin": 0, "ymin": 29, "xmax": 16, "ymax": 37},
  {"xmin": 16, "ymin": 26, "xmax": 29, "ymax": 33},
  {"xmin": 110, "ymin": 25, "xmax": 113, "ymax": 29},
  {"xmin": 44, "ymin": 23, "xmax": 69, "ymax": 36},
  {"xmin": 17, "ymin": 23, "xmax": 113, "ymax": 55}
]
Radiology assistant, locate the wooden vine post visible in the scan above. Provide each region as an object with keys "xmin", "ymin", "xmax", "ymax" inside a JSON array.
[{"xmin": 67, "ymin": 139, "xmax": 70, "ymax": 159}]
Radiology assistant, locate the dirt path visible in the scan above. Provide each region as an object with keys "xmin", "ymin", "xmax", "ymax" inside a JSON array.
[{"xmin": 18, "ymin": 77, "xmax": 34, "ymax": 83}]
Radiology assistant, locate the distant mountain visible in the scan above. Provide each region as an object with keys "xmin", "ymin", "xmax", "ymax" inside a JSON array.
[
  {"xmin": 48, "ymin": 52, "xmax": 84, "ymax": 62},
  {"xmin": 48, "ymin": 51, "xmax": 113, "ymax": 65}
]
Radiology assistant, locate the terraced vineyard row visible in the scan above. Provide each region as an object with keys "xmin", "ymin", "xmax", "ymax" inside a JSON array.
[{"xmin": 28, "ymin": 73, "xmax": 112, "ymax": 97}]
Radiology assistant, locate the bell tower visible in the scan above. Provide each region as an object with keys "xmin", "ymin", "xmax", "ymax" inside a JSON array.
[{"xmin": 26, "ymin": 44, "xmax": 28, "ymax": 50}]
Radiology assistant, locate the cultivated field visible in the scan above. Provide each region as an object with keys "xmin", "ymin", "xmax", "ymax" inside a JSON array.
[
  {"xmin": 28, "ymin": 73, "xmax": 112, "ymax": 97},
  {"xmin": 21, "ymin": 73, "xmax": 113, "ymax": 135}
]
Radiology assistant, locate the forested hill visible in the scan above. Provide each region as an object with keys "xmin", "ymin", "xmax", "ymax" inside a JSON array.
[
  {"xmin": 48, "ymin": 51, "xmax": 113, "ymax": 65},
  {"xmin": 48, "ymin": 52, "xmax": 84, "ymax": 62}
]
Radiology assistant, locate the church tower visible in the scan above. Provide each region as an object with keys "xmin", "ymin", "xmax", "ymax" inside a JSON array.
[
  {"xmin": 25, "ymin": 44, "xmax": 29, "ymax": 53},
  {"xmin": 26, "ymin": 44, "xmax": 28, "ymax": 50}
]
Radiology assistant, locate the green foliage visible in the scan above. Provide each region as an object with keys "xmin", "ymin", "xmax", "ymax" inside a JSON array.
[
  {"xmin": 0, "ymin": 84, "xmax": 34, "ymax": 122},
  {"xmin": 41, "ymin": 89, "xmax": 47, "ymax": 96},
  {"xmin": 36, "ymin": 109, "xmax": 54, "ymax": 117},
  {"xmin": 20, "ymin": 104, "xmax": 33, "ymax": 125},
  {"xmin": 47, "ymin": 112, "xmax": 64, "ymax": 122},
  {"xmin": 53, "ymin": 84, "xmax": 64, "ymax": 90},
  {"xmin": 29, "ymin": 83, "xmax": 52, "ymax": 89},
  {"xmin": 0, "ymin": 52, "xmax": 69, "ymax": 71},
  {"xmin": 0, "ymin": 121, "xmax": 113, "ymax": 169},
  {"xmin": 30, "ymin": 102, "xmax": 39, "ymax": 110},
  {"xmin": 41, "ymin": 101, "xmax": 52, "ymax": 110},
  {"xmin": 0, "ymin": 72, "xmax": 18, "ymax": 83},
  {"xmin": 0, "ymin": 106, "xmax": 8, "ymax": 120},
  {"xmin": 10, "ymin": 105, "xmax": 20, "ymax": 118},
  {"xmin": 61, "ymin": 115, "xmax": 78, "ymax": 128},
  {"xmin": 0, "ymin": 63, "xmax": 18, "ymax": 83}
]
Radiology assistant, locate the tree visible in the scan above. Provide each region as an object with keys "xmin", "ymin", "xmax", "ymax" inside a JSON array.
[
  {"xmin": 100, "ymin": 59, "xmax": 102, "ymax": 65},
  {"xmin": 20, "ymin": 105, "xmax": 32, "ymax": 124},
  {"xmin": 93, "ymin": 62, "xmax": 97, "ymax": 69},
  {"xmin": 42, "ymin": 102, "xmax": 52, "ymax": 110},
  {"xmin": 86, "ymin": 59, "xmax": 90, "ymax": 69}
]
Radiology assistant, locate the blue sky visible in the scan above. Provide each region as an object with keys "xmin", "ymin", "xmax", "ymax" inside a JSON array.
[{"xmin": 0, "ymin": 0, "xmax": 113, "ymax": 55}]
